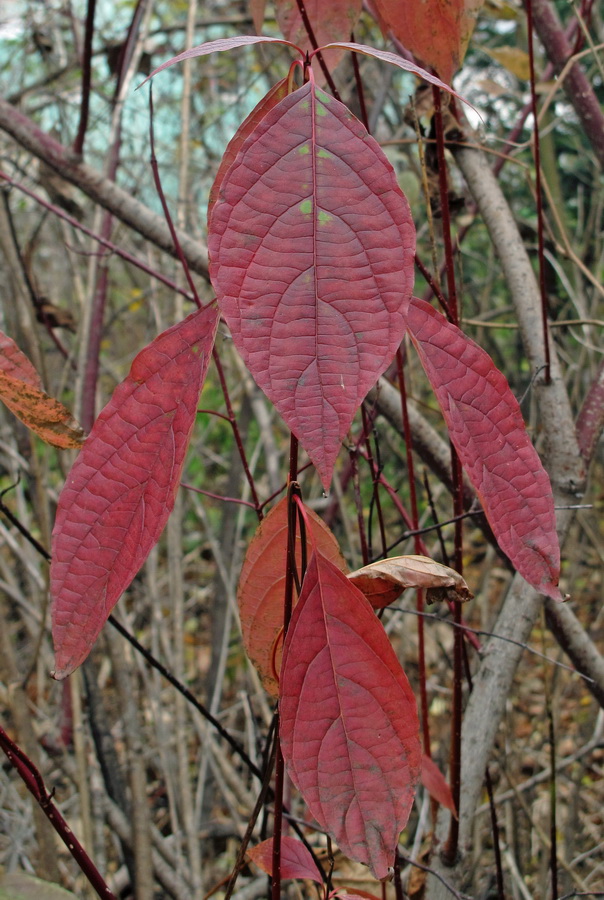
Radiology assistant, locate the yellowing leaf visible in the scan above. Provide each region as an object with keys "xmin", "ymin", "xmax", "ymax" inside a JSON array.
[
  {"xmin": 484, "ymin": 46, "xmax": 531, "ymax": 80},
  {"xmin": 347, "ymin": 555, "xmax": 473, "ymax": 608}
]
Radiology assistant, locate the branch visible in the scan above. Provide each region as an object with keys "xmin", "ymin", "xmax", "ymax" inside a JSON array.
[
  {"xmin": 424, "ymin": 141, "xmax": 588, "ymax": 899},
  {"xmin": 528, "ymin": 0, "xmax": 604, "ymax": 169},
  {"xmin": 0, "ymin": 97, "xmax": 209, "ymax": 277}
]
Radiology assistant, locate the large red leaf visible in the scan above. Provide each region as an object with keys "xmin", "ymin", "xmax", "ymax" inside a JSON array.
[
  {"xmin": 276, "ymin": 0, "xmax": 363, "ymax": 79},
  {"xmin": 368, "ymin": 0, "xmax": 484, "ymax": 83},
  {"xmin": 248, "ymin": 836, "xmax": 323, "ymax": 883},
  {"xmin": 51, "ymin": 305, "xmax": 219, "ymax": 679},
  {"xmin": 238, "ymin": 496, "xmax": 347, "ymax": 697},
  {"xmin": 0, "ymin": 331, "xmax": 84, "ymax": 449},
  {"xmin": 209, "ymin": 81, "xmax": 415, "ymax": 489},
  {"xmin": 407, "ymin": 297, "xmax": 562, "ymax": 601},
  {"xmin": 280, "ymin": 551, "xmax": 421, "ymax": 880}
]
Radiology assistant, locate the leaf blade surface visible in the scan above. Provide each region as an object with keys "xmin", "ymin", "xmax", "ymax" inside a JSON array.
[
  {"xmin": 280, "ymin": 551, "xmax": 421, "ymax": 879},
  {"xmin": 407, "ymin": 297, "xmax": 561, "ymax": 600},
  {"xmin": 238, "ymin": 496, "xmax": 347, "ymax": 696},
  {"xmin": 51, "ymin": 305, "xmax": 219, "ymax": 678},
  {"xmin": 0, "ymin": 331, "xmax": 84, "ymax": 449},
  {"xmin": 209, "ymin": 82, "xmax": 415, "ymax": 488},
  {"xmin": 248, "ymin": 836, "xmax": 323, "ymax": 883}
]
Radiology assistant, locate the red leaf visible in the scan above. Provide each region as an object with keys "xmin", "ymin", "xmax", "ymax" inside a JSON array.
[
  {"xmin": 209, "ymin": 82, "xmax": 415, "ymax": 489},
  {"xmin": 0, "ymin": 331, "xmax": 84, "ymax": 449},
  {"xmin": 139, "ymin": 36, "xmax": 303, "ymax": 88},
  {"xmin": 276, "ymin": 0, "xmax": 363, "ymax": 79},
  {"xmin": 368, "ymin": 0, "xmax": 484, "ymax": 83},
  {"xmin": 249, "ymin": 0, "xmax": 267, "ymax": 34},
  {"xmin": 238, "ymin": 496, "xmax": 347, "ymax": 696},
  {"xmin": 248, "ymin": 836, "xmax": 323, "ymax": 883},
  {"xmin": 319, "ymin": 42, "xmax": 475, "ymax": 109},
  {"xmin": 280, "ymin": 551, "xmax": 421, "ymax": 880},
  {"xmin": 420, "ymin": 754, "xmax": 456, "ymax": 817},
  {"xmin": 407, "ymin": 297, "xmax": 562, "ymax": 601},
  {"xmin": 50, "ymin": 305, "xmax": 219, "ymax": 679}
]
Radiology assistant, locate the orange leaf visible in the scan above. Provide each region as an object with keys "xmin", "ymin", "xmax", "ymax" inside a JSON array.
[
  {"xmin": 0, "ymin": 332, "xmax": 84, "ymax": 449},
  {"xmin": 238, "ymin": 496, "xmax": 347, "ymax": 696},
  {"xmin": 348, "ymin": 555, "xmax": 473, "ymax": 608},
  {"xmin": 370, "ymin": 0, "xmax": 484, "ymax": 83}
]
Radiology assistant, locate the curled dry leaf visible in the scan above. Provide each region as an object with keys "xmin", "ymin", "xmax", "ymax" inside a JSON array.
[{"xmin": 348, "ymin": 554, "xmax": 473, "ymax": 608}]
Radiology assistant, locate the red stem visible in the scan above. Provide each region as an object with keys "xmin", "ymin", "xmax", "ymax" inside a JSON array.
[
  {"xmin": 0, "ymin": 726, "xmax": 117, "ymax": 899},
  {"xmin": 396, "ymin": 351, "xmax": 432, "ymax": 762},
  {"xmin": 271, "ymin": 438, "xmax": 300, "ymax": 900},
  {"xmin": 294, "ymin": 0, "xmax": 341, "ymax": 99},
  {"xmin": 0, "ymin": 170, "xmax": 194, "ymax": 302},
  {"xmin": 73, "ymin": 0, "xmax": 97, "ymax": 156},
  {"xmin": 431, "ymin": 84, "xmax": 465, "ymax": 864}
]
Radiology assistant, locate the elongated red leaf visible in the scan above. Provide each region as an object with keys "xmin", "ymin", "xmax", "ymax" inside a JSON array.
[
  {"xmin": 51, "ymin": 305, "xmax": 219, "ymax": 679},
  {"xmin": 319, "ymin": 42, "xmax": 474, "ymax": 108},
  {"xmin": 248, "ymin": 837, "xmax": 323, "ymax": 883},
  {"xmin": 238, "ymin": 496, "xmax": 347, "ymax": 696},
  {"xmin": 280, "ymin": 551, "xmax": 421, "ymax": 879},
  {"xmin": 0, "ymin": 331, "xmax": 84, "ymax": 449},
  {"xmin": 368, "ymin": 0, "xmax": 484, "ymax": 83},
  {"xmin": 407, "ymin": 297, "xmax": 562, "ymax": 600},
  {"xmin": 420, "ymin": 754, "xmax": 456, "ymax": 817},
  {"xmin": 139, "ymin": 36, "xmax": 303, "ymax": 88},
  {"xmin": 209, "ymin": 81, "xmax": 415, "ymax": 488},
  {"xmin": 276, "ymin": 0, "xmax": 363, "ymax": 78}
]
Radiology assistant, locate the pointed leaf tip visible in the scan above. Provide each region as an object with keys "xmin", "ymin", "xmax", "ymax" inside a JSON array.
[
  {"xmin": 51, "ymin": 306, "xmax": 219, "ymax": 678},
  {"xmin": 248, "ymin": 837, "xmax": 323, "ymax": 883},
  {"xmin": 280, "ymin": 551, "xmax": 421, "ymax": 879},
  {"xmin": 407, "ymin": 297, "xmax": 561, "ymax": 600}
]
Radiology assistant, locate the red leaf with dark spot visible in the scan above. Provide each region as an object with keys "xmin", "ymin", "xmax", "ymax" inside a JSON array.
[
  {"xmin": 280, "ymin": 551, "xmax": 421, "ymax": 879},
  {"xmin": 248, "ymin": 836, "xmax": 323, "ymax": 883},
  {"xmin": 51, "ymin": 305, "xmax": 219, "ymax": 679},
  {"xmin": 209, "ymin": 82, "xmax": 415, "ymax": 488},
  {"xmin": 407, "ymin": 297, "xmax": 562, "ymax": 600}
]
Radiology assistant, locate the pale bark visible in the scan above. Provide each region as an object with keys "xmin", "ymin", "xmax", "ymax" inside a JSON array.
[
  {"xmin": 425, "ymin": 143, "xmax": 589, "ymax": 899},
  {"xmin": 0, "ymin": 97, "xmax": 209, "ymax": 277}
]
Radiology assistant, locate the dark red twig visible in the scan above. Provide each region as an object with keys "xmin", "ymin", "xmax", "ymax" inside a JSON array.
[
  {"xmin": 73, "ymin": 0, "xmax": 97, "ymax": 156},
  {"xmin": 0, "ymin": 726, "xmax": 116, "ymax": 899},
  {"xmin": 294, "ymin": 0, "xmax": 341, "ymax": 99}
]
